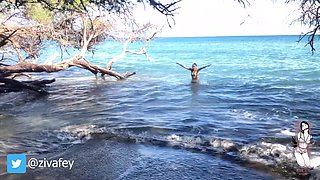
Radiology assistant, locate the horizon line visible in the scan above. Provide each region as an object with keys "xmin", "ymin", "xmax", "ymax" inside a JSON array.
[{"xmin": 157, "ymin": 34, "xmax": 307, "ymax": 38}]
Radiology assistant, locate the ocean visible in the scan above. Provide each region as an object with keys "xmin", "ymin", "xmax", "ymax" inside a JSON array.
[{"xmin": 0, "ymin": 36, "xmax": 320, "ymax": 179}]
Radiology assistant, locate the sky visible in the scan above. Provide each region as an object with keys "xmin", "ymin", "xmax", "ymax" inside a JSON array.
[{"xmin": 134, "ymin": 0, "xmax": 309, "ymax": 37}]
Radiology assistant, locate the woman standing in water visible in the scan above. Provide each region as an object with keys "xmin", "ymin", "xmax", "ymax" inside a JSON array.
[
  {"xmin": 176, "ymin": 62, "xmax": 211, "ymax": 82},
  {"xmin": 293, "ymin": 121, "xmax": 313, "ymax": 174}
]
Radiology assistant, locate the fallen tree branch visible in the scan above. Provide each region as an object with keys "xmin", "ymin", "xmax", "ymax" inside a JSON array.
[
  {"xmin": 106, "ymin": 24, "xmax": 159, "ymax": 70},
  {"xmin": 0, "ymin": 57, "xmax": 135, "ymax": 80},
  {"xmin": 123, "ymin": 72, "xmax": 136, "ymax": 79},
  {"xmin": 0, "ymin": 29, "xmax": 17, "ymax": 48},
  {"xmin": 0, "ymin": 61, "xmax": 71, "ymax": 74},
  {"xmin": 72, "ymin": 58, "xmax": 134, "ymax": 80},
  {"xmin": 0, "ymin": 77, "xmax": 54, "ymax": 94},
  {"xmin": 0, "ymin": 12, "xmax": 159, "ymax": 94},
  {"xmin": 11, "ymin": 73, "xmax": 32, "ymax": 79},
  {"xmin": 23, "ymin": 79, "xmax": 55, "ymax": 87}
]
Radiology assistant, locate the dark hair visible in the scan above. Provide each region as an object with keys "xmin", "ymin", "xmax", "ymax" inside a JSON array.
[
  {"xmin": 300, "ymin": 121, "xmax": 310, "ymax": 134},
  {"xmin": 192, "ymin": 63, "xmax": 197, "ymax": 66}
]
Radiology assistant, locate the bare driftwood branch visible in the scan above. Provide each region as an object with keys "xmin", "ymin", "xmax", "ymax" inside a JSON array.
[
  {"xmin": 0, "ymin": 12, "xmax": 142, "ymax": 81},
  {"xmin": 0, "ymin": 58, "xmax": 134, "ymax": 80},
  {"xmin": 287, "ymin": 0, "xmax": 320, "ymax": 53},
  {"xmin": 106, "ymin": 23, "xmax": 159, "ymax": 70},
  {"xmin": 11, "ymin": 73, "xmax": 32, "ymax": 79},
  {"xmin": 236, "ymin": 0, "xmax": 250, "ymax": 8},
  {"xmin": 0, "ymin": 0, "xmax": 170, "ymax": 94},
  {"xmin": 0, "ymin": 29, "xmax": 17, "ymax": 48},
  {"xmin": 0, "ymin": 77, "xmax": 55, "ymax": 94}
]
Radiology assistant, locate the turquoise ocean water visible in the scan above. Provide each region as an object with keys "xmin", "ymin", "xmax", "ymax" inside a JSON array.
[{"xmin": 0, "ymin": 36, "xmax": 320, "ymax": 179}]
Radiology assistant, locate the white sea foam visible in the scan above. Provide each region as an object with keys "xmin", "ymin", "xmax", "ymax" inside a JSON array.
[
  {"xmin": 59, "ymin": 124, "xmax": 106, "ymax": 141},
  {"xmin": 311, "ymin": 157, "xmax": 320, "ymax": 168},
  {"xmin": 56, "ymin": 77, "xmax": 96, "ymax": 81},
  {"xmin": 54, "ymin": 124, "xmax": 319, "ymax": 173},
  {"xmin": 239, "ymin": 141, "xmax": 295, "ymax": 167},
  {"xmin": 209, "ymin": 139, "xmax": 237, "ymax": 150},
  {"xmin": 279, "ymin": 129, "xmax": 295, "ymax": 136}
]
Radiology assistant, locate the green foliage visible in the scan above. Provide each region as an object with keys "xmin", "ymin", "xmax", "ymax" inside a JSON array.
[{"xmin": 26, "ymin": 3, "xmax": 52, "ymax": 24}]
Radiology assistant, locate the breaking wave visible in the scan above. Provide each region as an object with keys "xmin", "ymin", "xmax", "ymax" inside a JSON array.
[
  {"xmin": 1, "ymin": 123, "xmax": 320, "ymax": 178},
  {"xmin": 47, "ymin": 126, "xmax": 320, "ymax": 169}
]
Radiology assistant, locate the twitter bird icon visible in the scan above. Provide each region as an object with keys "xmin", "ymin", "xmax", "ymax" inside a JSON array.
[
  {"xmin": 7, "ymin": 154, "xmax": 26, "ymax": 173},
  {"xmin": 11, "ymin": 159, "xmax": 22, "ymax": 168}
]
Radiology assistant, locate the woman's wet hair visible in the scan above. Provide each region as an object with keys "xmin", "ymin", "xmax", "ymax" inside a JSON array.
[
  {"xmin": 192, "ymin": 63, "xmax": 197, "ymax": 66},
  {"xmin": 300, "ymin": 121, "xmax": 310, "ymax": 133}
]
